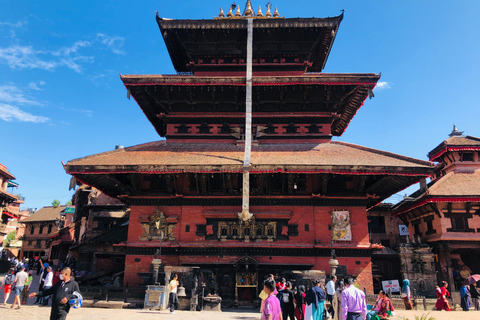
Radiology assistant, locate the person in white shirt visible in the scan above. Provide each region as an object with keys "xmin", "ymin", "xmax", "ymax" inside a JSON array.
[
  {"xmin": 42, "ymin": 266, "xmax": 54, "ymax": 306},
  {"xmin": 326, "ymin": 276, "xmax": 337, "ymax": 318},
  {"xmin": 169, "ymin": 273, "xmax": 179, "ymax": 313}
]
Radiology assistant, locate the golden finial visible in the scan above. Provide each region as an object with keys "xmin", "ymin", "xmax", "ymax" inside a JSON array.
[
  {"xmin": 273, "ymin": 6, "xmax": 279, "ymax": 17},
  {"xmin": 244, "ymin": 0, "xmax": 254, "ymax": 17},
  {"xmin": 265, "ymin": 5, "xmax": 272, "ymax": 17},
  {"xmin": 235, "ymin": 5, "xmax": 241, "ymax": 16},
  {"xmin": 219, "ymin": 7, "xmax": 225, "ymax": 18},
  {"xmin": 257, "ymin": 6, "xmax": 263, "ymax": 17},
  {"xmin": 227, "ymin": 6, "xmax": 233, "ymax": 17}
]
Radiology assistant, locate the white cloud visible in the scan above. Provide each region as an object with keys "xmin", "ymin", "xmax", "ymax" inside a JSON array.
[
  {"xmin": 96, "ymin": 33, "xmax": 125, "ymax": 54},
  {"xmin": 52, "ymin": 40, "xmax": 91, "ymax": 56},
  {"xmin": 59, "ymin": 107, "xmax": 93, "ymax": 117},
  {"xmin": 375, "ymin": 81, "xmax": 391, "ymax": 90},
  {"xmin": 0, "ymin": 103, "xmax": 49, "ymax": 123},
  {"xmin": 0, "ymin": 85, "xmax": 48, "ymax": 123},
  {"xmin": 0, "ymin": 21, "xmax": 26, "ymax": 28},
  {"xmin": 28, "ymin": 81, "xmax": 46, "ymax": 91},
  {"xmin": 0, "ymin": 85, "xmax": 43, "ymax": 105}
]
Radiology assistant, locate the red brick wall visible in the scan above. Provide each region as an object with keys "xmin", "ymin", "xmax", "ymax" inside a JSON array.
[{"xmin": 124, "ymin": 205, "xmax": 372, "ymax": 287}]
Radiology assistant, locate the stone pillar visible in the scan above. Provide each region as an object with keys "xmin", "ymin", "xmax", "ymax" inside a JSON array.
[
  {"xmin": 329, "ymin": 258, "xmax": 339, "ymax": 277},
  {"xmin": 152, "ymin": 258, "xmax": 162, "ymax": 284}
]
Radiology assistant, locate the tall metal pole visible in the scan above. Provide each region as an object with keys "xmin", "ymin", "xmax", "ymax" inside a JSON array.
[{"xmin": 239, "ymin": 18, "xmax": 253, "ymax": 222}]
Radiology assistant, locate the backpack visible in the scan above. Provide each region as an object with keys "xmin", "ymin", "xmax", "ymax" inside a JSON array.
[{"xmin": 4, "ymin": 274, "xmax": 13, "ymax": 285}]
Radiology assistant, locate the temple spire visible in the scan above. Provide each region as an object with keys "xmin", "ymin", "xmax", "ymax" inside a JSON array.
[
  {"xmin": 273, "ymin": 6, "xmax": 279, "ymax": 17},
  {"xmin": 235, "ymin": 5, "xmax": 242, "ymax": 16},
  {"xmin": 265, "ymin": 5, "xmax": 272, "ymax": 17},
  {"xmin": 244, "ymin": 0, "xmax": 254, "ymax": 17},
  {"xmin": 227, "ymin": 6, "xmax": 233, "ymax": 17},
  {"xmin": 257, "ymin": 6, "xmax": 263, "ymax": 17},
  {"xmin": 449, "ymin": 124, "xmax": 464, "ymax": 137},
  {"xmin": 219, "ymin": 7, "xmax": 225, "ymax": 18}
]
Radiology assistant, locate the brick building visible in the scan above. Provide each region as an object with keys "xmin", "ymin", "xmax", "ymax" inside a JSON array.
[
  {"xmin": 393, "ymin": 126, "xmax": 480, "ymax": 297},
  {"xmin": 21, "ymin": 205, "xmax": 71, "ymax": 260},
  {"xmin": 64, "ymin": 1, "xmax": 434, "ymax": 303}
]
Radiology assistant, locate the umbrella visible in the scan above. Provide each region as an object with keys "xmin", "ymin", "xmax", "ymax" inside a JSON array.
[{"xmin": 464, "ymin": 274, "xmax": 480, "ymax": 285}]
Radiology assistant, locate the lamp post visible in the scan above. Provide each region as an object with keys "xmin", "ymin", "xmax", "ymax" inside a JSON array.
[{"xmin": 329, "ymin": 213, "xmax": 339, "ymax": 277}]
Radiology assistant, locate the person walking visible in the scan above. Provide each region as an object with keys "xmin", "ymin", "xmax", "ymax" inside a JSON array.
[
  {"xmin": 262, "ymin": 279, "xmax": 282, "ymax": 320},
  {"xmin": 326, "ymin": 276, "xmax": 337, "ymax": 318},
  {"xmin": 1, "ymin": 268, "xmax": 15, "ymax": 304},
  {"xmin": 43, "ymin": 265, "xmax": 54, "ymax": 305},
  {"xmin": 277, "ymin": 278, "xmax": 287, "ymax": 291},
  {"xmin": 35, "ymin": 260, "xmax": 49, "ymax": 304},
  {"xmin": 11, "ymin": 265, "xmax": 28, "ymax": 309},
  {"xmin": 260, "ymin": 274, "xmax": 278, "ymax": 313},
  {"xmin": 469, "ymin": 281, "xmax": 480, "ymax": 310},
  {"xmin": 435, "ymin": 281, "xmax": 451, "ymax": 311},
  {"xmin": 460, "ymin": 282, "xmax": 472, "ymax": 311},
  {"xmin": 305, "ymin": 280, "xmax": 326, "ymax": 320},
  {"xmin": 280, "ymin": 281, "xmax": 295, "ymax": 320},
  {"xmin": 29, "ymin": 267, "xmax": 80, "ymax": 320},
  {"xmin": 332, "ymin": 280, "xmax": 344, "ymax": 320},
  {"xmin": 295, "ymin": 285, "xmax": 306, "ymax": 320},
  {"xmin": 341, "ymin": 277, "xmax": 367, "ymax": 320},
  {"xmin": 401, "ymin": 279, "xmax": 413, "ymax": 310},
  {"xmin": 168, "ymin": 273, "xmax": 179, "ymax": 314},
  {"xmin": 21, "ymin": 270, "xmax": 34, "ymax": 305}
]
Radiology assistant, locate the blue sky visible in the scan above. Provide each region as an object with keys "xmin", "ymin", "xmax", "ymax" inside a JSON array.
[{"xmin": 1, "ymin": 1, "xmax": 480, "ymax": 209}]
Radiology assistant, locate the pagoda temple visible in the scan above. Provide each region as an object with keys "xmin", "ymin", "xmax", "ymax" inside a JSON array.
[
  {"xmin": 64, "ymin": 1, "xmax": 435, "ymax": 301},
  {"xmin": 393, "ymin": 126, "xmax": 480, "ymax": 299}
]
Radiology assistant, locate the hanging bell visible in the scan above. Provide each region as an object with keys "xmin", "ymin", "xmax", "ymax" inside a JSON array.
[{"xmin": 177, "ymin": 286, "xmax": 187, "ymax": 297}]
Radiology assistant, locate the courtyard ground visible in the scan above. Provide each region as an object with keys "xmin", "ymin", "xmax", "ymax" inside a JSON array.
[{"xmin": 1, "ymin": 273, "xmax": 478, "ymax": 319}]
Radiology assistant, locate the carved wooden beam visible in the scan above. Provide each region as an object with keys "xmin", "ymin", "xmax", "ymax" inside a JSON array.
[{"xmin": 429, "ymin": 203, "xmax": 442, "ymax": 218}]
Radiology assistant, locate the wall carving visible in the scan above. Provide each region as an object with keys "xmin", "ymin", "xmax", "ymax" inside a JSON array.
[{"xmin": 139, "ymin": 208, "xmax": 177, "ymax": 241}]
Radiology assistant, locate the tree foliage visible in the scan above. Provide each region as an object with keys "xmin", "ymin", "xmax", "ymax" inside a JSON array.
[
  {"xmin": 4, "ymin": 231, "xmax": 16, "ymax": 247},
  {"xmin": 52, "ymin": 199, "xmax": 60, "ymax": 207}
]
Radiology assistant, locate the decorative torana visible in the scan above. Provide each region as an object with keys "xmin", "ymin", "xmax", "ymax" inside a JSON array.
[{"xmin": 139, "ymin": 208, "xmax": 176, "ymax": 241}]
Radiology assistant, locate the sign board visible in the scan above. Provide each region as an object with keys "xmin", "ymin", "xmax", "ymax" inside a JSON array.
[
  {"xmin": 64, "ymin": 207, "xmax": 75, "ymax": 214},
  {"xmin": 382, "ymin": 280, "xmax": 400, "ymax": 293},
  {"xmin": 398, "ymin": 225, "xmax": 409, "ymax": 236}
]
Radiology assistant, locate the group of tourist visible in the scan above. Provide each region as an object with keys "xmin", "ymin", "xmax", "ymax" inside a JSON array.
[
  {"xmin": 0, "ymin": 265, "xmax": 31, "ymax": 308},
  {"xmin": 259, "ymin": 275, "xmax": 371, "ymax": 320}
]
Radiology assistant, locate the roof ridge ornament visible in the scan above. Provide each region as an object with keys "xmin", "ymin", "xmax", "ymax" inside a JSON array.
[
  {"xmin": 257, "ymin": 5, "xmax": 263, "ymax": 17},
  {"xmin": 227, "ymin": 6, "xmax": 233, "ymax": 17},
  {"xmin": 219, "ymin": 7, "xmax": 225, "ymax": 18},
  {"xmin": 244, "ymin": 0, "xmax": 254, "ymax": 17},
  {"xmin": 449, "ymin": 124, "xmax": 464, "ymax": 137},
  {"xmin": 265, "ymin": 4, "xmax": 272, "ymax": 17},
  {"xmin": 235, "ymin": 5, "xmax": 242, "ymax": 16},
  {"xmin": 273, "ymin": 6, "xmax": 279, "ymax": 18}
]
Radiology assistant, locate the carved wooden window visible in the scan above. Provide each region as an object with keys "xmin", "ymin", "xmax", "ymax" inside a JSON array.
[
  {"xmin": 196, "ymin": 224, "xmax": 206, "ymax": 236},
  {"xmin": 285, "ymin": 123, "xmax": 299, "ymax": 134},
  {"xmin": 267, "ymin": 227, "xmax": 274, "ymax": 236},
  {"xmin": 368, "ymin": 216, "xmax": 386, "ymax": 234},
  {"xmin": 424, "ymin": 216, "xmax": 436, "ymax": 235},
  {"xmin": 308, "ymin": 124, "xmax": 321, "ymax": 134},
  {"xmin": 305, "ymin": 224, "xmax": 310, "ymax": 232},
  {"xmin": 30, "ymin": 225, "xmax": 34, "ymax": 234},
  {"xmin": 256, "ymin": 227, "xmax": 263, "ymax": 236},
  {"xmin": 39, "ymin": 225, "xmax": 44, "ymax": 234},
  {"xmin": 175, "ymin": 124, "xmax": 191, "ymax": 134},
  {"xmin": 461, "ymin": 153, "xmax": 474, "ymax": 161},
  {"xmin": 288, "ymin": 225, "xmax": 298, "ymax": 236},
  {"xmin": 198, "ymin": 123, "xmax": 212, "ymax": 134},
  {"xmin": 265, "ymin": 123, "xmax": 277, "ymax": 134},
  {"xmin": 220, "ymin": 123, "xmax": 231, "ymax": 134},
  {"xmin": 48, "ymin": 224, "xmax": 53, "ymax": 234},
  {"xmin": 216, "ymin": 220, "xmax": 277, "ymax": 241},
  {"xmin": 185, "ymin": 225, "xmax": 190, "ymax": 233}
]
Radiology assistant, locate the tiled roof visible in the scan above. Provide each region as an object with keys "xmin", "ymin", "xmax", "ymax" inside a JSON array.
[
  {"xmin": 0, "ymin": 163, "xmax": 15, "ymax": 180},
  {"xmin": 427, "ymin": 171, "xmax": 480, "ymax": 196},
  {"xmin": 65, "ymin": 141, "xmax": 433, "ymax": 175},
  {"xmin": 0, "ymin": 190, "xmax": 16, "ymax": 202},
  {"xmin": 21, "ymin": 206, "xmax": 67, "ymax": 223},
  {"xmin": 428, "ymin": 135, "xmax": 480, "ymax": 161}
]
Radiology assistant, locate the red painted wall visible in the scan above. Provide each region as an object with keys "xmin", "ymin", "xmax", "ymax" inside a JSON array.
[{"xmin": 124, "ymin": 204, "xmax": 373, "ymax": 292}]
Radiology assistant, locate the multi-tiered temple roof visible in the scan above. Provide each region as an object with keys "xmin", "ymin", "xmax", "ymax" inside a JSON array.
[{"xmin": 65, "ymin": 3, "xmax": 434, "ymax": 209}]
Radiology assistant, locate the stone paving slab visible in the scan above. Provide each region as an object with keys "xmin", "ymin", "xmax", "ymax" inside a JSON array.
[{"xmin": 0, "ymin": 306, "xmax": 479, "ymax": 320}]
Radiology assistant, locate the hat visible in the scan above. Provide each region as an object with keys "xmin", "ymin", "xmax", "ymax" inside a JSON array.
[{"xmin": 43, "ymin": 263, "xmax": 49, "ymax": 268}]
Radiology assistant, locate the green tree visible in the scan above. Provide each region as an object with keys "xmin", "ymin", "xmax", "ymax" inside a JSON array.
[
  {"xmin": 52, "ymin": 199, "xmax": 60, "ymax": 207},
  {"xmin": 4, "ymin": 231, "xmax": 16, "ymax": 247},
  {"xmin": 65, "ymin": 200, "xmax": 72, "ymax": 205}
]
